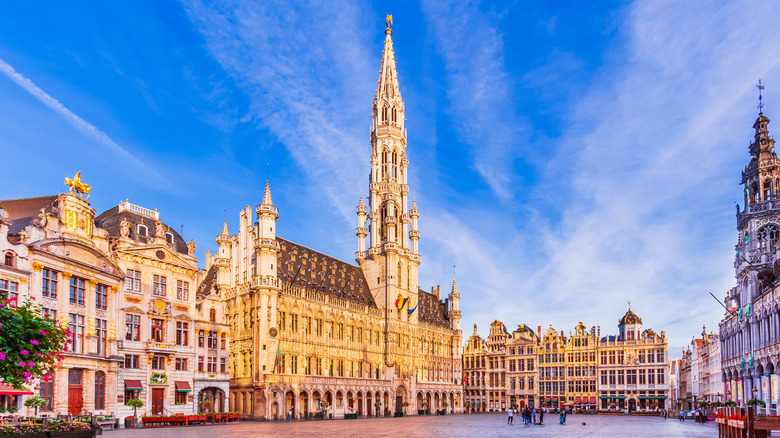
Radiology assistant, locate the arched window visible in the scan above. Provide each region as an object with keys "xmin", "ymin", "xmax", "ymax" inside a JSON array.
[
  {"xmin": 3, "ymin": 252, "xmax": 13, "ymax": 267},
  {"xmin": 165, "ymin": 232, "xmax": 174, "ymax": 244},
  {"xmin": 137, "ymin": 224, "xmax": 148, "ymax": 237},
  {"xmin": 765, "ymin": 179, "xmax": 772, "ymax": 200},
  {"xmin": 382, "ymin": 106, "xmax": 388, "ymax": 122},
  {"xmin": 392, "ymin": 107, "xmax": 397, "ymax": 123},
  {"xmin": 757, "ymin": 225, "xmax": 779, "ymax": 251},
  {"xmin": 210, "ymin": 308, "xmax": 216, "ymax": 322},
  {"xmin": 752, "ymin": 183, "xmax": 760, "ymax": 203},
  {"xmin": 94, "ymin": 371, "xmax": 105, "ymax": 410}
]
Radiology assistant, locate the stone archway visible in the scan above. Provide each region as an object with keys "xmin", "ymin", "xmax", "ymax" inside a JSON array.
[
  {"xmin": 383, "ymin": 391, "xmax": 390, "ymax": 416},
  {"xmin": 417, "ymin": 392, "xmax": 424, "ymax": 413},
  {"xmin": 198, "ymin": 387, "xmax": 226, "ymax": 413},
  {"xmin": 299, "ymin": 391, "xmax": 309, "ymax": 419},
  {"xmin": 395, "ymin": 385, "xmax": 407, "ymax": 414},
  {"xmin": 284, "ymin": 391, "xmax": 295, "ymax": 419},
  {"xmin": 366, "ymin": 391, "xmax": 373, "ymax": 416},
  {"xmin": 271, "ymin": 401, "xmax": 279, "ymax": 420}
]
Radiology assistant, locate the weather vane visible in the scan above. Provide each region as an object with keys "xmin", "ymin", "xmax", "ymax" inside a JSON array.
[
  {"xmin": 757, "ymin": 79, "xmax": 765, "ymax": 114},
  {"xmin": 627, "ymin": 300, "xmax": 631, "ymax": 309}
]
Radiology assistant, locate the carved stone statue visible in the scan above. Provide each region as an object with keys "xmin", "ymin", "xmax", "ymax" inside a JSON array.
[
  {"xmin": 187, "ymin": 238, "xmax": 196, "ymax": 256},
  {"xmin": 119, "ymin": 217, "xmax": 130, "ymax": 237}
]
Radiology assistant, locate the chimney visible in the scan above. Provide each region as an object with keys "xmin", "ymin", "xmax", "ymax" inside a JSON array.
[{"xmin": 537, "ymin": 325, "xmax": 541, "ymax": 339}]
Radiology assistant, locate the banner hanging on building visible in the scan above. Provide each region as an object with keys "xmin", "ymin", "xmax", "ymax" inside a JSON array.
[
  {"xmin": 762, "ymin": 375, "xmax": 769, "ymax": 404},
  {"xmin": 772, "ymin": 374, "xmax": 779, "ymax": 405}
]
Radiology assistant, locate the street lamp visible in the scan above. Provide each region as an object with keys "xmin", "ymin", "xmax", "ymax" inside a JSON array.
[{"xmin": 753, "ymin": 386, "xmax": 758, "ymax": 401}]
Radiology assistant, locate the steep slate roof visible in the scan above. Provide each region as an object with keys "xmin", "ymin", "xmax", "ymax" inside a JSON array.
[
  {"xmin": 196, "ymin": 264, "xmax": 218, "ymax": 299},
  {"xmin": 417, "ymin": 287, "xmax": 449, "ymax": 328},
  {"xmin": 95, "ymin": 206, "xmax": 189, "ymax": 255},
  {"xmin": 276, "ymin": 237, "xmax": 376, "ymax": 308},
  {"xmin": 0, "ymin": 195, "xmax": 59, "ymax": 234}
]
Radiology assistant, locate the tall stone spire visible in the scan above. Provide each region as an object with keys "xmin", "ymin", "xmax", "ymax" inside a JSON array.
[{"xmin": 357, "ymin": 18, "xmax": 418, "ymax": 315}]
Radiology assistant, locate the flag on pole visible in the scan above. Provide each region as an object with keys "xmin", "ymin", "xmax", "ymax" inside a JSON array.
[{"xmin": 273, "ymin": 345, "xmax": 281, "ymax": 373}]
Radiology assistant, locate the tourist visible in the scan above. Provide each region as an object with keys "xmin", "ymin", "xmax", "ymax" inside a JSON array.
[
  {"xmin": 532, "ymin": 408, "xmax": 537, "ymax": 424},
  {"xmin": 679, "ymin": 410, "xmax": 685, "ymax": 421},
  {"xmin": 539, "ymin": 407, "xmax": 545, "ymax": 425},
  {"xmin": 507, "ymin": 407, "xmax": 514, "ymax": 425},
  {"xmin": 288, "ymin": 409, "xmax": 293, "ymax": 422}
]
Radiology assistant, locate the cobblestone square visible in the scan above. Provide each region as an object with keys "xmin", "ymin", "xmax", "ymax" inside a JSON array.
[{"xmin": 107, "ymin": 413, "xmax": 718, "ymax": 438}]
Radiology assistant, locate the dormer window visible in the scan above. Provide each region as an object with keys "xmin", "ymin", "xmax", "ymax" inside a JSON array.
[
  {"xmin": 3, "ymin": 252, "xmax": 14, "ymax": 267},
  {"xmin": 165, "ymin": 232, "xmax": 174, "ymax": 244},
  {"xmin": 137, "ymin": 224, "xmax": 148, "ymax": 237}
]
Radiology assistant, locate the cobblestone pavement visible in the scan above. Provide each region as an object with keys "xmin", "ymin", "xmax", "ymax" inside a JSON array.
[{"xmin": 107, "ymin": 413, "xmax": 718, "ymax": 438}]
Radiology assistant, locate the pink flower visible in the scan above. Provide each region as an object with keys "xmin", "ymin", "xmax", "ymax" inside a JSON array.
[
  {"xmin": 28, "ymin": 361, "xmax": 34, "ymax": 367},
  {"xmin": 0, "ymin": 322, "xmax": 3, "ymax": 328},
  {"xmin": 30, "ymin": 340, "xmax": 39, "ymax": 345},
  {"xmin": 39, "ymin": 330, "xmax": 47, "ymax": 335},
  {"xmin": 19, "ymin": 361, "xmax": 25, "ymax": 367},
  {"xmin": 0, "ymin": 352, "xmax": 5, "ymax": 360},
  {"xmin": 36, "ymin": 353, "xmax": 43, "ymax": 357},
  {"xmin": 23, "ymin": 372, "xmax": 31, "ymax": 379},
  {"xmin": 20, "ymin": 350, "xmax": 29, "ymax": 355}
]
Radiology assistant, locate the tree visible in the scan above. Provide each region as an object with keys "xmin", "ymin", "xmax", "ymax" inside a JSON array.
[
  {"xmin": 0, "ymin": 298, "xmax": 69, "ymax": 388},
  {"xmin": 24, "ymin": 396, "xmax": 48, "ymax": 416},
  {"xmin": 127, "ymin": 398, "xmax": 144, "ymax": 429}
]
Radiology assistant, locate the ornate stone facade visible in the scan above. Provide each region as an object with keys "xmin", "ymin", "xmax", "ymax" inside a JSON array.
[
  {"xmin": 720, "ymin": 108, "xmax": 780, "ymax": 414},
  {"xmin": 95, "ymin": 200, "xmax": 200, "ymax": 418},
  {"xmin": 0, "ymin": 189, "xmax": 124, "ymax": 416},
  {"xmin": 565, "ymin": 322, "xmax": 598, "ymax": 410},
  {"xmin": 215, "ymin": 21, "xmax": 463, "ymax": 420},
  {"xmin": 597, "ymin": 309, "xmax": 669, "ymax": 411}
]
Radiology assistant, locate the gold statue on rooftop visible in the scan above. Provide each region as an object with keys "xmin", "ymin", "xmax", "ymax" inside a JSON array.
[
  {"xmin": 386, "ymin": 14, "xmax": 393, "ymax": 28},
  {"xmin": 65, "ymin": 171, "xmax": 92, "ymax": 199}
]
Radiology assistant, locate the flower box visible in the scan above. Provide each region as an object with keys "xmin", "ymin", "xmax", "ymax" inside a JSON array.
[
  {"xmin": 755, "ymin": 422, "xmax": 780, "ymax": 431},
  {"xmin": 227, "ymin": 414, "xmax": 239, "ymax": 422},
  {"xmin": 48, "ymin": 430, "xmax": 98, "ymax": 438}
]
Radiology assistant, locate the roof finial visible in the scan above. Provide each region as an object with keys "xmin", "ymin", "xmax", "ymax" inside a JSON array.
[
  {"xmin": 386, "ymin": 14, "xmax": 393, "ymax": 29},
  {"xmin": 757, "ymin": 79, "xmax": 765, "ymax": 114},
  {"xmin": 627, "ymin": 299, "xmax": 631, "ymax": 309}
]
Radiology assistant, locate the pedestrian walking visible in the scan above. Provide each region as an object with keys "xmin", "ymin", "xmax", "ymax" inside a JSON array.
[
  {"xmin": 507, "ymin": 407, "xmax": 514, "ymax": 425},
  {"xmin": 539, "ymin": 407, "xmax": 545, "ymax": 425},
  {"xmin": 532, "ymin": 408, "xmax": 537, "ymax": 424},
  {"xmin": 288, "ymin": 409, "xmax": 293, "ymax": 422},
  {"xmin": 679, "ymin": 410, "xmax": 685, "ymax": 421}
]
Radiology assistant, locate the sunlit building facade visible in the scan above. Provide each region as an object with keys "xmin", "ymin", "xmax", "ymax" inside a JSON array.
[{"xmin": 215, "ymin": 21, "xmax": 463, "ymax": 420}]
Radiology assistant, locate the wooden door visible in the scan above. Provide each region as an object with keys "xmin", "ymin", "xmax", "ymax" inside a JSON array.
[
  {"xmin": 152, "ymin": 388, "xmax": 165, "ymax": 415},
  {"xmin": 67, "ymin": 387, "xmax": 83, "ymax": 415},
  {"xmin": 395, "ymin": 396, "xmax": 402, "ymax": 413}
]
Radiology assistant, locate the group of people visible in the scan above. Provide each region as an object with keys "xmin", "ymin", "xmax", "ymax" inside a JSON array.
[{"xmin": 507, "ymin": 406, "xmax": 547, "ymax": 425}]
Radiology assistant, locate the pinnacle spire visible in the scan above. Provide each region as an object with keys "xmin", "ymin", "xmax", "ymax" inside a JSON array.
[
  {"xmin": 262, "ymin": 180, "xmax": 273, "ymax": 205},
  {"xmin": 376, "ymin": 17, "xmax": 401, "ymax": 104},
  {"xmin": 221, "ymin": 220, "xmax": 229, "ymax": 236},
  {"xmin": 451, "ymin": 278, "xmax": 457, "ymax": 294}
]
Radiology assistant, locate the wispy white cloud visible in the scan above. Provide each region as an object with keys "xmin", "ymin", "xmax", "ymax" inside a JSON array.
[
  {"xmin": 0, "ymin": 57, "xmax": 169, "ymax": 186},
  {"xmin": 521, "ymin": 0, "xmax": 780, "ymax": 352},
  {"xmin": 181, "ymin": 0, "xmax": 376, "ymax": 223},
  {"xmin": 421, "ymin": 0, "xmax": 528, "ymax": 201}
]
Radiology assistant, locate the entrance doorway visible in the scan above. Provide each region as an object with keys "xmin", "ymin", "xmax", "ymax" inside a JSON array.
[
  {"xmin": 67, "ymin": 369, "xmax": 83, "ymax": 416},
  {"xmin": 152, "ymin": 388, "xmax": 165, "ymax": 415},
  {"xmin": 628, "ymin": 398, "xmax": 636, "ymax": 413}
]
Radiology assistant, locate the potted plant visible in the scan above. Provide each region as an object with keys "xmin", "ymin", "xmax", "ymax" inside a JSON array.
[
  {"xmin": 747, "ymin": 398, "xmax": 766, "ymax": 408},
  {"xmin": 199, "ymin": 400, "xmax": 213, "ymax": 423},
  {"xmin": 375, "ymin": 401, "xmax": 381, "ymax": 418},
  {"xmin": 126, "ymin": 398, "xmax": 144, "ymax": 429},
  {"xmin": 725, "ymin": 400, "xmax": 737, "ymax": 407},
  {"xmin": 442, "ymin": 401, "xmax": 449, "ymax": 415},
  {"xmin": 24, "ymin": 396, "xmax": 48, "ymax": 417}
]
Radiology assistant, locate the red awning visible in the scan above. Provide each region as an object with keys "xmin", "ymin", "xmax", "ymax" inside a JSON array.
[
  {"xmin": 552, "ymin": 397, "xmax": 558, "ymax": 401},
  {"xmin": 575, "ymin": 397, "xmax": 582, "ymax": 402},
  {"xmin": 590, "ymin": 397, "xmax": 597, "ymax": 403},
  {"xmin": 174, "ymin": 381, "xmax": 192, "ymax": 392},
  {"xmin": 124, "ymin": 379, "xmax": 144, "ymax": 391},
  {"xmin": 0, "ymin": 383, "xmax": 33, "ymax": 395}
]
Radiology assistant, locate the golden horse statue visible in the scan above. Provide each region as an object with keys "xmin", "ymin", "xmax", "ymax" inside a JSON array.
[{"xmin": 65, "ymin": 171, "xmax": 91, "ymax": 198}]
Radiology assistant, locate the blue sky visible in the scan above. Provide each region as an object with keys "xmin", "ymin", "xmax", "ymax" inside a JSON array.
[{"xmin": 1, "ymin": 1, "xmax": 779, "ymax": 356}]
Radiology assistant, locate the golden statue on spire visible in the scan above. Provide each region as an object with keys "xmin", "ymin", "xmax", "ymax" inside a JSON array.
[
  {"xmin": 65, "ymin": 171, "xmax": 92, "ymax": 199},
  {"xmin": 386, "ymin": 14, "xmax": 393, "ymax": 28}
]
